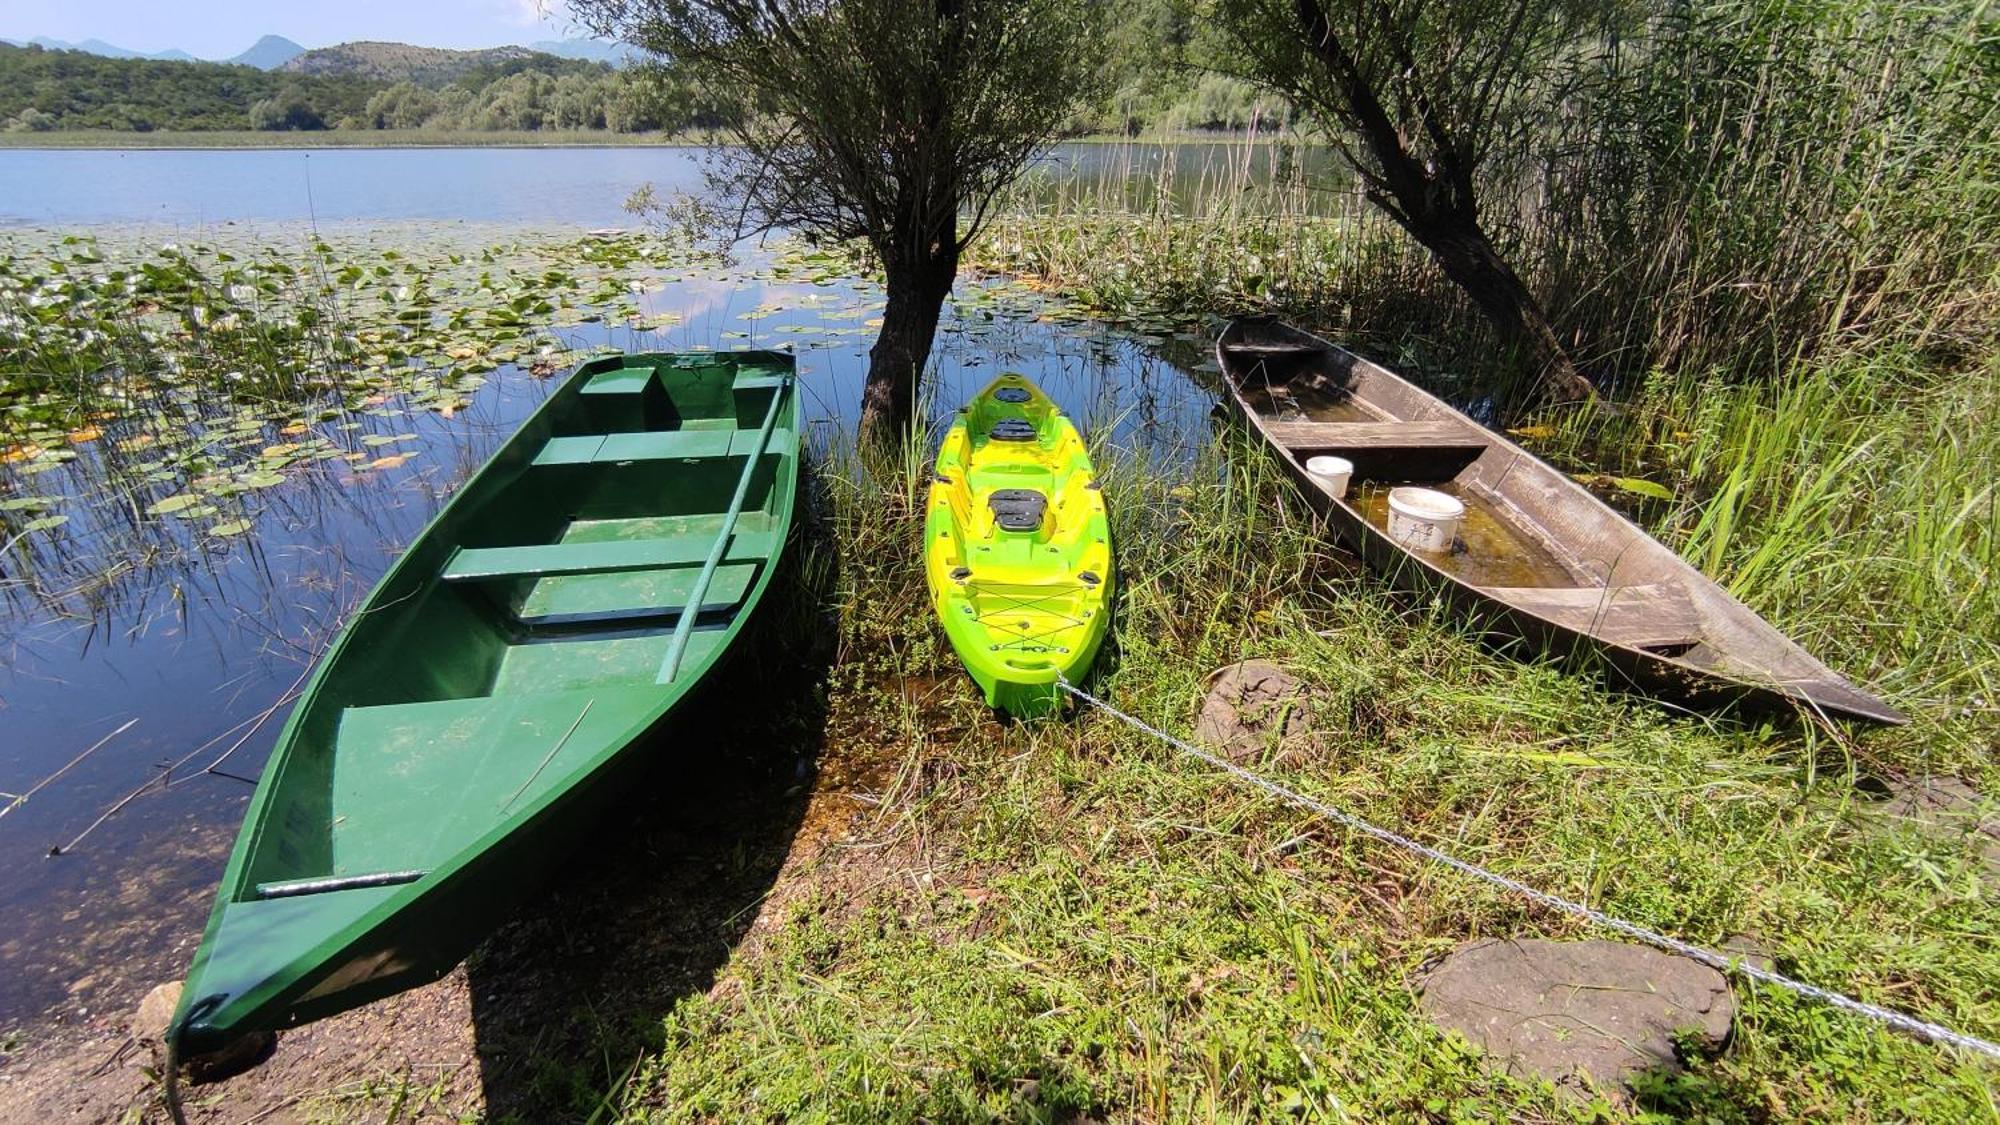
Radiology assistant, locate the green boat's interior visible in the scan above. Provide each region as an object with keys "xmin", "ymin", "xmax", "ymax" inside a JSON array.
[{"xmin": 239, "ymin": 353, "xmax": 794, "ymax": 893}]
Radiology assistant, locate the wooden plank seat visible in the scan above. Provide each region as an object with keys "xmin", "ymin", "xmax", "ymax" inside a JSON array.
[
  {"xmin": 1266, "ymin": 420, "xmax": 1489, "ymax": 451},
  {"xmin": 441, "ymin": 530, "xmax": 774, "ymax": 584},
  {"xmin": 1478, "ymin": 582, "xmax": 1704, "ymax": 650},
  {"xmin": 512, "ymin": 561, "xmax": 759, "ymax": 625},
  {"xmin": 533, "ymin": 428, "xmax": 795, "ymax": 467}
]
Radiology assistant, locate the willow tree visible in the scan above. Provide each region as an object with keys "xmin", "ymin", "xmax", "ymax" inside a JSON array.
[
  {"xmin": 574, "ymin": 0, "xmax": 1103, "ymax": 442},
  {"xmin": 1217, "ymin": 0, "xmax": 1600, "ymax": 403}
]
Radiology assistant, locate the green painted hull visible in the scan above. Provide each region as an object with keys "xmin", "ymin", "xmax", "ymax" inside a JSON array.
[{"xmin": 172, "ymin": 352, "xmax": 801, "ymax": 1054}]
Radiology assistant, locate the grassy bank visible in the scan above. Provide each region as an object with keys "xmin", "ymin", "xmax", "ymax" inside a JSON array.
[
  {"xmin": 578, "ymin": 432, "xmax": 1994, "ymax": 1120},
  {"xmin": 0, "ymin": 129, "xmax": 709, "ymax": 149}
]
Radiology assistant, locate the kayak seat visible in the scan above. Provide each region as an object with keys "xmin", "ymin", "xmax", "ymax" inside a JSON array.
[
  {"xmin": 989, "ymin": 418, "xmax": 1037, "ymax": 442},
  {"xmin": 988, "ymin": 489, "xmax": 1048, "ymax": 533}
]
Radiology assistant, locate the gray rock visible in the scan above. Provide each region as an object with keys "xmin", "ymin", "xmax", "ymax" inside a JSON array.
[
  {"xmin": 1419, "ymin": 938, "xmax": 1734, "ymax": 1099},
  {"xmin": 1196, "ymin": 661, "xmax": 1309, "ymax": 760}
]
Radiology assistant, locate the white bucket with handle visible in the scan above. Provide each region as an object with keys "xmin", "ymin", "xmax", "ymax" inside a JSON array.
[
  {"xmin": 1386, "ymin": 486, "xmax": 1464, "ymax": 553},
  {"xmin": 1304, "ymin": 455, "xmax": 1353, "ymax": 499}
]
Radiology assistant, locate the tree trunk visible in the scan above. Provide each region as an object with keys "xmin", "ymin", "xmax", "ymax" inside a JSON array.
[
  {"xmin": 860, "ymin": 242, "xmax": 958, "ymax": 448},
  {"xmin": 1406, "ymin": 216, "xmax": 1597, "ymax": 404},
  {"xmin": 1288, "ymin": 0, "xmax": 1596, "ymax": 407}
]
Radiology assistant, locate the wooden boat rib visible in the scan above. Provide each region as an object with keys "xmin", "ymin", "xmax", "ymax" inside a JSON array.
[
  {"xmin": 1217, "ymin": 318, "xmax": 1903, "ymax": 726},
  {"xmin": 171, "ymin": 351, "xmax": 801, "ymax": 1053}
]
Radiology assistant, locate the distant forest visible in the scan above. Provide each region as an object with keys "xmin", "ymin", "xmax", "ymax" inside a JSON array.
[{"xmin": 0, "ymin": 2, "xmax": 1278, "ymax": 136}]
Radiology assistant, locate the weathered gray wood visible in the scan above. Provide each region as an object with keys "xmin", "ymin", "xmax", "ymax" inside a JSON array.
[
  {"xmin": 1264, "ymin": 419, "xmax": 1487, "ymax": 450},
  {"xmin": 1480, "ymin": 583, "xmax": 1703, "ymax": 649}
]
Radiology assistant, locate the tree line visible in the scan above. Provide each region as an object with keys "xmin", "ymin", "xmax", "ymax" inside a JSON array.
[
  {"xmin": 2, "ymin": 2, "xmax": 1281, "ymax": 137},
  {"xmin": 0, "ymin": 45, "xmax": 718, "ymax": 133}
]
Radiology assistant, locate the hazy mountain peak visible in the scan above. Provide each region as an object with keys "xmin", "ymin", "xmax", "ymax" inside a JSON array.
[{"xmin": 230, "ymin": 35, "xmax": 305, "ymax": 70}]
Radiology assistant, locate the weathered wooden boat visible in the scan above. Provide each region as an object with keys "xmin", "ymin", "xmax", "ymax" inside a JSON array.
[
  {"xmin": 925, "ymin": 374, "xmax": 1113, "ymax": 716},
  {"xmin": 1216, "ymin": 318, "xmax": 1903, "ymax": 725},
  {"xmin": 170, "ymin": 351, "xmax": 801, "ymax": 1054}
]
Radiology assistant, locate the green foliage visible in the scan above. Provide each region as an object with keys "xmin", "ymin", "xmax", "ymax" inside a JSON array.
[
  {"xmin": 1533, "ymin": 0, "xmax": 2000, "ymax": 383},
  {"xmin": 0, "ymin": 44, "xmax": 378, "ymax": 132},
  {"xmin": 0, "ymin": 42, "xmax": 717, "ymax": 135}
]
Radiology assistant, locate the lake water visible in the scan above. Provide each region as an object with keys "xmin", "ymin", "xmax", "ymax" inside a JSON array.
[
  {"xmin": 0, "ymin": 141, "xmax": 1316, "ymax": 228},
  {"xmin": 0, "ymin": 145, "xmax": 1223, "ymax": 1031}
]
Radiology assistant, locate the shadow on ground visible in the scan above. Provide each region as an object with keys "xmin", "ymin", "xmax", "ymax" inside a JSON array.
[{"xmin": 463, "ymin": 501, "xmax": 839, "ymax": 1121}]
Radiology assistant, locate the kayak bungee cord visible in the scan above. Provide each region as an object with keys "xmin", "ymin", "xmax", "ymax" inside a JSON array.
[{"xmin": 1054, "ymin": 675, "xmax": 2000, "ymax": 1063}]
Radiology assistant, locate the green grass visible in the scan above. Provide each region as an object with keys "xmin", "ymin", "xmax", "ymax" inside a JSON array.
[{"xmin": 574, "ymin": 436, "xmax": 1996, "ymax": 1122}]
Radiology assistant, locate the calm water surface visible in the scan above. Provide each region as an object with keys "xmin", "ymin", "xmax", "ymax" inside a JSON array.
[
  {"xmin": 0, "ymin": 146, "xmax": 1222, "ymax": 1031},
  {"xmin": 0, "ymin": 141, "xmax": 1320, "ymax": 228}
]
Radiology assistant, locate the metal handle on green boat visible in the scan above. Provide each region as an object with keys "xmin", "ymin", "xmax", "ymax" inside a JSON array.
[{"xmin": 656, "ymin": 374, "xmax": 791, "ymax": 684}]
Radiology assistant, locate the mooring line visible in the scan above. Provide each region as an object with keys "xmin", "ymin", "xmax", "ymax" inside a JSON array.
[{"xmin": 1053, "ymin": 676, "xmax": 2000, "ymax": 1063}]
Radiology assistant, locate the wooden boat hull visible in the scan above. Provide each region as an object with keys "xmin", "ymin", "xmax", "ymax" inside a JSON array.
[
  {"xmin": 1217, "ymin": 319, "xmax": 1902, "ymax": 726},
  {"xmin": 925, "ymin": 374, "xmax": 1113, "ymax": 716},
  {"xmin": 172, "ymin": 352, "xmax": 802, "ymax": 1053}
]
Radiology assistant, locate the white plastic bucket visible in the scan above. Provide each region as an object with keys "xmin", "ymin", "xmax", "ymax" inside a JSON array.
[
  {"xmin": 1304, "ymin": 455, "xmax": 1354, "ymax": 499},
  {"xmin": 1386, "ymin": 486, "xmax": 1464, "ymax": 553}
]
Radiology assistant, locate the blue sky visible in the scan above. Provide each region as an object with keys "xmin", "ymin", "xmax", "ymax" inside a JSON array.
[{"xmin": 2, "ymin": 1, "xmax": 593, "ymax": 57}]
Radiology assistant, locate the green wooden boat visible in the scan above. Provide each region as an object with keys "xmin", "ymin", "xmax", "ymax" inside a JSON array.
[{"xmin": 170, "ymin": 351, "xmax": 800, "ymax": 1055}]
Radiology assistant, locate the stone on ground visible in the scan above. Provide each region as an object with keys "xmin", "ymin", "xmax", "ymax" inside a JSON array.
[
  {"xmin": 1196, "ymin": 661, "xmax": 1309, "ymax": 760},
  {"xmin": 131, "ymin": 978, "xmax": 275, "ymax": 1082},
  {"xmin": 133, "ymin": 981, "xmax": 182, "ymax": 1043},
  {"xmin": 1419, "ymin": 938, "xmax": 1734, "ymax": 1100}
]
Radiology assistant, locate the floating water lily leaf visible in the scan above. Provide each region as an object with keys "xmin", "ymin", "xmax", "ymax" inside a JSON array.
[
  {"xmin": 147, "ymin": 494, "xmax": 205, "ymax": 516},
  {"xmin": 242, "ymin": 470, "xmax": 288, "ymax": 489},
  {"xmin": 361, "ymin": 434, "xmax": 420, "ymax": 447},
  {"xmin": 22, "ymin": 515, "xmax": 68, "ymax": 532},
  {"xmin": 209, "ymin": 518, "xmax": 253, "ymax": 537},
  {"xmin": 0, "ymin": 496, "xmax": 55, "ymax": 512},
  {"xmin": 367, "ymin": 453, "xmax": 416, "ymax": 470},
  {"xmin": 66, "ymin": 426, "xmax": 103, "ymax": 444}
]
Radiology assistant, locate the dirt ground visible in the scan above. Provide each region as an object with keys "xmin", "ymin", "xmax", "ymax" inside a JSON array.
[{"xmin": 0, "ymin": 651, "xmax": 924, "ymax": 1124}]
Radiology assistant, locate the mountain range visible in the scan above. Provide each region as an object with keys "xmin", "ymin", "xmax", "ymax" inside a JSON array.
[{"xmin": 0, "ymin": 34, "xmax": 632, "ymax": 71}]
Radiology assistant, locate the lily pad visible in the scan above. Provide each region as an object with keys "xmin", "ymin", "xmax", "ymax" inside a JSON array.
[
  {"xmin": 209, "ymin": 519, "xmax": 254, "ymax": 537},
  {"xmin": 147, "ymin": 494, "xmax": 205, "ymax": 516}
]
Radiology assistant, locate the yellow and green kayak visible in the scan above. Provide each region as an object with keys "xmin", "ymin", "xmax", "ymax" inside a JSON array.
[{"xmin": 925, "ymin": 374, "xmax": 1112, "ymax": 715}]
